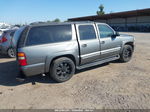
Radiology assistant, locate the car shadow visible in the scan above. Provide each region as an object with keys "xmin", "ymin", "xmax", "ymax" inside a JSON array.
[
  {"xmin": 0, "ymin": 60, "xmax": 120, "ymax": 87},
  {"xmin": 0, "ymin": 55, "xmax": 9, "ymax": 58},
  {"xmin": 0, "ymin": 60, "xmax": 56, "ymax": 87}
]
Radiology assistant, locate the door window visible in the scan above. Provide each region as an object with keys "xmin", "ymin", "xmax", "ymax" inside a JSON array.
[
  {"xmin": 78, "ymin": 25, "xmax": 96, "ymax": 40},
  {"xmin": 98, "ymin": 24, "xmax": 114, "ymax": 38}
]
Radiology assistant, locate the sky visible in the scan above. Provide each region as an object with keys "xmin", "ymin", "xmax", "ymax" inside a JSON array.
[{"xmin": 0, "ymin": 0, "xmax": 150, "ymax": 24}]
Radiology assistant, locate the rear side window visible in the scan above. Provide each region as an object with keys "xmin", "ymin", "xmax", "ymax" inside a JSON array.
[
  {"xmin": 26, "ymin": 25, "xmax": 72, "ymax": 46},
  {"xmin": 78, "ymin": 25, "xmax": 96, "ymax": 40}
]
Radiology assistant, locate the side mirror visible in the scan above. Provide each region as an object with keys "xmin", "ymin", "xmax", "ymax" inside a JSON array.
[
  {"xmin": 115, "ymin": 32, "xmax": 120, "ymax": 36},
  {"xmin": 111, "ymin": 32, "xmax": 120, "ymax": 38}
]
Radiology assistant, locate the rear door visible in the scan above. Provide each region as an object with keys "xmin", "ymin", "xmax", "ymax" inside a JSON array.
[
  {"xmin": 96, "ymin": 23, "xmax": 122, "ymax": 58},
  {"xmin": 76, "ymin": 23, "xmax": 100, "ymax": 65}
]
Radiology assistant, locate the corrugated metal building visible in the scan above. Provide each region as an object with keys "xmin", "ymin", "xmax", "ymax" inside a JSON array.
[{"xmin": 68, "ymin": 8, "xmax": 150, "ymax": 32}]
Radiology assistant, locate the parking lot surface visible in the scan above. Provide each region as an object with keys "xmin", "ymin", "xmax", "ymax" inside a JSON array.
[{"xmin": 0, "ymin": 32, "xmax": 150, "ymax": 109}]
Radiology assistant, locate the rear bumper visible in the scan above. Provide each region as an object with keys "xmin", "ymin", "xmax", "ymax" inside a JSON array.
[{"xmin": 20, "ymin": 63, "xmax": 45, "ymax": 77}]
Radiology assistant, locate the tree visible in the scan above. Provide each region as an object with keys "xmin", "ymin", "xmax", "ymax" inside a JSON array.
[
  {"xmin": 47, "ymin": 20, "xmax": 51, "ymax": 23},
  {"xmin": 64, "ymin": 20, "xmax": 69, "ymax": 22},
  {"xmin": 97, "ymin": 4, "xmax": 105, "ymax": 15},
  {"xmin": 53, "ymin": 18, "xmax": 61, "ymax": 22}
]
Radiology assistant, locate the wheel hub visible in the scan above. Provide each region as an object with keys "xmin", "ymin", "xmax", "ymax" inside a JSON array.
[
  {"xmin": 56, "ymin": 62, "xmax": 71, "ymax": 78},
  {"xmin": 124, "ymin": 48, "xmax": 132, "ymax": 58}
]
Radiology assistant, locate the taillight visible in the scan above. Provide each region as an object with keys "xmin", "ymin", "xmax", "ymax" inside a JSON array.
[
  {"xmin": 1, "ymin": 37, "xmax": 7, "ymax": 43},
  {"xmin": 17, "ymin": 52, "xmax": 27, "ymax": 66}
]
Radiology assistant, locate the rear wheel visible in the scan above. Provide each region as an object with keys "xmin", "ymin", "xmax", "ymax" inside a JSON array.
[
  {"xmin": 120, "ymin": 45, "xmax": 133, "ymax": 62},
  {"xmin": 50, "ymin": 57, "xmax": 75, "ymax": 83},
  {"xmin": 7, "ymin": 48, "xmax": 16, "ymax": 58}
]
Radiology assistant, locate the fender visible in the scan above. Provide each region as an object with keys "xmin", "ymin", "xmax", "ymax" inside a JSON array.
[
  {"xmin": 45, "ymin": 50, "xmax": 80, "ymax": 73},
  {"xmin": 120, "ymin": 40, "xmax": 134, "ymax": 54}
]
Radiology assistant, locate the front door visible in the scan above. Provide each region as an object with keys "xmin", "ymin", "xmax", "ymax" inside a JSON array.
[
  {"xmin": 96, "ymin": 24, "xmax": 122, "ymax": 59},
  {"xmin": 76, "ymin": 24, "xmax": 100, "ymax": 65}
]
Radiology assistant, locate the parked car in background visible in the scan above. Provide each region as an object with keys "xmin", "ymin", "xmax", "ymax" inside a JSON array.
[
  {"xmin": 0, "ymin": 29, "xmax": 18, "ymax": 58},
  {"xmin": 16, "ymin": 22, "xmax": 135, "ymax": 82},
  {"xmin": 0, "ymin": 29, "xmax": 9, "ymax": 36}
]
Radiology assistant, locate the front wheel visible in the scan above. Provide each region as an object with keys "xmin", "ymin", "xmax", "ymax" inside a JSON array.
[
  {"xmin": 50, "ymin": 57, "xmax": 75, "ymax": 83},
  {"xmin": 7, "ymin": 48, "xmax": 16, "ymax": 58},
  {"xmin": 119, "ymin": 45, "xmax": 133, "ymax": 62}
]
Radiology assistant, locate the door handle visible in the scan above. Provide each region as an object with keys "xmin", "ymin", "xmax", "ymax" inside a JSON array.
[
  {"xmin": 101, "ymin": 41, "xmax": 105, "ymax": 44},
  {"xmin": 82, "ymin": 44, "xmax": 87, "ymax": 47}
]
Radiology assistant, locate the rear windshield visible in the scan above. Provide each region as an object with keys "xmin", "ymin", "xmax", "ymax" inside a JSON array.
[{"xmin": 26, "ymin": 25, "xmax": 72, "ymax": 46}]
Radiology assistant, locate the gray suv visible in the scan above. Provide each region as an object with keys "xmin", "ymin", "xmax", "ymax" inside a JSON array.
[{"xmin": 16, "ymin": 22, "xmax": 135, "ymax": 82}]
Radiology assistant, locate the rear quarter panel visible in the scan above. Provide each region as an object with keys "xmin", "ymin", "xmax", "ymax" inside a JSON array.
[{"xmin": 18, "ymin": 40, "xmax": 79, "ymax": 76}]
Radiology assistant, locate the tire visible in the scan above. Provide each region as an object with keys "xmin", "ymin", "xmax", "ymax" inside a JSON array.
[
  {"xmin": 120, "ymin": 45, "xmax": 133, "ymax": 62},
  {"xmin": 50, "ymin": 57, "xmax": 75, "ymax": 83},
  {"xmin": 7, "ymin": 48, "xmax": 16, "ymax": 58}
]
